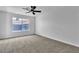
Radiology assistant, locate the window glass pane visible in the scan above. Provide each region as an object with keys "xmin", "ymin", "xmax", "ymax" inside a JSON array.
[
  {"xmin": 22, "ymin": 24, "xmax": 29, "ymax": 31},
  {"xmin": 22, "ymin": 19, "xmax": 30, "ymax": 31},
  {"xmin": 12, "ymin": 17, "xmax": 30, "ymax": 32}
]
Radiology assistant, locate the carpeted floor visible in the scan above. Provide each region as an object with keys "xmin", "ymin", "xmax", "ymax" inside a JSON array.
[{"xmin": 0, "ymin": 35, "xmax": 79, "ymax": 53}]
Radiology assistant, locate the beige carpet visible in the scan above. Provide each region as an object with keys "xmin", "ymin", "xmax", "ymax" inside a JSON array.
[{"xmin": 0, "ymin": 35, "xmax": 79, "ymax": 53}]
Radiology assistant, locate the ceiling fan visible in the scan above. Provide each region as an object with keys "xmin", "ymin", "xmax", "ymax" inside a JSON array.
[{"xmin": 22, "ymin": 6, "xmax": 41, "ymax": 15}]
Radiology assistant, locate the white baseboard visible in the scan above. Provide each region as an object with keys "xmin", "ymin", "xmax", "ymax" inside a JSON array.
[{"xmin": 36, "ymin": 33, "xmax": 79, "ymax": 48}]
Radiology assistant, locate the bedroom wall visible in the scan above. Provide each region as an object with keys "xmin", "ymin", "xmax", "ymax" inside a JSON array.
[
  {"xmin": 0, "ymin": 11, "xmax": 35, "ymax": 39},
  {"xmin": 36, "ymin": 6, "xmax": 79, "ymax": 47}
]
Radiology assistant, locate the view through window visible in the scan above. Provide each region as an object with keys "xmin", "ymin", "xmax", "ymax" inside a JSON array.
[{"xmin": 12, "ymin": 17, "xmax": 30, "ymax": 32}]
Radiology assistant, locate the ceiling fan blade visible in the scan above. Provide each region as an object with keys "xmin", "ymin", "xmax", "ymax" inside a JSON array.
[
  {"xmin": 32, "ymin": 12, "xmax": 35, "ymax": 15},
  {"xmin": 22, "ymin": 6, "xmax": 31, "ymax": 12},
  {"xmin": 26, "ymin": 11, "xmax": 31, "ymax": 13},
  {"xmin": 33, "ymin": 10, "xmax": 41, "ymax": 13},
  {"xmin": 31, "ymin": 6, "xmax": 36, "ymax": 9}
]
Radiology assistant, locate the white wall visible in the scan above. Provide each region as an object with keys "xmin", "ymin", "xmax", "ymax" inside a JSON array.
[
  {"xmin": 0, "ymin": 11, "xmax": 35, "ymax": 39},
  {"xmin": 36, "ymin": 6, "xmax": 79, "ymax": 47}
]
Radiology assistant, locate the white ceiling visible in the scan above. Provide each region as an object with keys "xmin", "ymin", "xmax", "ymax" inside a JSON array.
[
  {"xmin": 0, "ymin": 6, "xmax": 35, "ymax": 16},
  {"xmin": 0, "ymin": 6, "xmax": 46, "ymax": 17}
]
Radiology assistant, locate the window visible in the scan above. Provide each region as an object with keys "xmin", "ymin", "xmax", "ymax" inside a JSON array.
[{"xmin": 12, "ymin": 17, "xmax": 30, "ymax": 32}]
